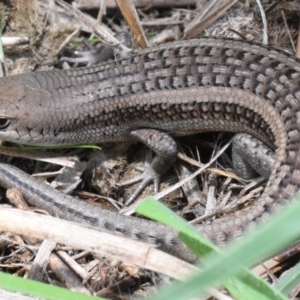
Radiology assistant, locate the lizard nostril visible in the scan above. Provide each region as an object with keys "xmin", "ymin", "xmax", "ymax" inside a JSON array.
[{"xmin": 0, "ymin": 118, "xmax": 11, "ymax": 129}]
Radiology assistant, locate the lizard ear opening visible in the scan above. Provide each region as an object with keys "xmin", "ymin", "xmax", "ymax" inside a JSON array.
[{"xmin": 0, "ymin": 118, "xmax": 11, "ymax": 129}]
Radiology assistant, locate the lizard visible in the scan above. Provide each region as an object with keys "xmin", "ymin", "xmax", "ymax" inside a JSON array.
[{"xmin": 0, "ymin": 37, "xmax": 299, "ymax": 262}]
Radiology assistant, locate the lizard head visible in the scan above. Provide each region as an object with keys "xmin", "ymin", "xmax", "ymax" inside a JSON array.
[{"xmin": 0, "ymin": 74, "xmax": 51, "ymax": 145}]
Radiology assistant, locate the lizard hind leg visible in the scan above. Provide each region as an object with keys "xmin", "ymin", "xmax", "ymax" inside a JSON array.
[
  {"xmin": 119, "ymin": 128, "xmax": 178, "ymax": 205},
  {"xmin": 232, "ymin": 133, "xmax": 274, "ymax": 180}
]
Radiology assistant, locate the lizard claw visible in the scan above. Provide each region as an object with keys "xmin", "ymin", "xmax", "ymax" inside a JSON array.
[
  {"xmin": 119, "ymin": 165, "xmax": 161, "ymax": 205},
  {"xmin": 118, "ymin": 128, "xmax": 178, "ymax": 205}
]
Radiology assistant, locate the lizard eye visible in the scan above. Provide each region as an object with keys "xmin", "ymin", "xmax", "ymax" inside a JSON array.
[{"xmin": 0, "ymin": 118, "xmax": 11, "ymax": 129}]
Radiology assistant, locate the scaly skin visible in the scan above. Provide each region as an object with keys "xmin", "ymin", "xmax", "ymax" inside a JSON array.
[{"xmin": 0, "ymin": 37, "xmax": 299, "ymax": 262}]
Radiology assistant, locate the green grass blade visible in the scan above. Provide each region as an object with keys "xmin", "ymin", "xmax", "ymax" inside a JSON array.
[
  {"xmin": 136, "ymin": 196, "xmax": 215, "ymax": 256},
  {"xmin": 275, "ymin": 261, "xmax": 300, "ymax": 296},
  {"xmin": 0, "ymin": 272, "xmax": 101, "ymax": 300},
  {"xmin": 137, "ymin": 197, "xmax": 291, "ymax": 300}
]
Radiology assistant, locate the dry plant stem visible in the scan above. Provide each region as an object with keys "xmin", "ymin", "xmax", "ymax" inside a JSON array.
[
  {"xmin": 55, "ymin": 0, "xmax": 131, "ymax": 53},
  {"xmin": 1, "ymin": 36, "xmax": 29, "ymax": 46},
  {"xmin": 141, "ymin": 17, "xmax": 184, "ymax": 27},
  {"xmin": 54, "ymin": 28, "xmax": 81, "ymax": 58},
  {"xmin": 275, "ymin": 0, "xmax": 300, "ymax": 11},
  {"xmin": 0, "ymin": 207, "xmax": 197, "ymax": 280},
  {"xmin": 71, "ymin": 250, "xmax": 90, "ymax": 261},
  {"xmin": 255, "ymin": 0, "xmax": 268, "ymax": 44},
  {"xmin": 177, "ymin": 152, "xmax": 239, "ymax": 180},
  {"xmin": 28, "ymin": 240, "xmax": 56, "ymax": 281},
  {"xmin": 56, "ymin": 250, "xmax": 92, "ymax": 284},
  {"xmin": 175, "ymin": 163, "xmax": 205, "ymax": 217},
  {"xmin": 150, "ymin": 29, "xmax": 176, "ymax": 45},
  {"xmin": 253, "ymin": 241, "xmax": 300, "ymax": 277},
  {"xmin": 0, "ymin": 146, "xmax": 76, "ymax": 167},
  {"xmin": 280, "ymin": 10, "xmax": 296, "ymax": 53},
  {"xmin": 228, "ymin": 186, "xmax": 264, "ymax": 209},
  {"xmin": 74, "ymin": 0, "xmax": 197, "ymax": 10},
  {"xmin": 189, "ymin": 186, "xmax": 264, "ymax": 225},
  {"xmin": 153, "ymin": 141, "xmax": 232, "ymax": 201},
  {"xmin": 277, "ymin": 241, "xmax": 300, "ymax": 261},
  {"xmin": 96, "ymin": 0, "xmax": 106, "ymax": 25},
  {"xmin": 121, "ymin": 141, "xmax": 231, "ymax": 217},
  {"xmin": 218, "ymin": 190, "xmax": 232, "ymax": 210},
  {"xmin": 252, "ymin": 258, "xmax": 280, "ymax": 277},
  {"xmin": 88, "ymin": 0, "xmax": 106, "ymax": 40},
  {"xmin": 116, "ymin": 0, "xmax": 148, "ymax": 48},
  {"xmin": 48, "ymin": 253, "xmax": 91, "ymax": 295},
  {"xmin": 296, "ymin": 22, "xmax": 300, "ymax": 58},
  {"xmin": 205, "ymin": 173, "xmax": 217, "ymax": 216},
  {"xmin": 6, "ymin": 188, "xmax": 28, "ymax": 209},
  {"xmin": 184, "ymin": 0, "xmax": 238, "ymax": 38}
]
